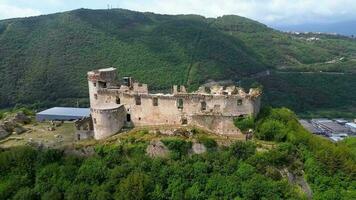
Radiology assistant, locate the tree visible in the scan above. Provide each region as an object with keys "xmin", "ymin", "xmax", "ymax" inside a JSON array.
[
  {"xmin": 41, "ymin": 187, "xmax": 63, "ymax": 200},
  {"xmin": 229, "ymin": 141, "xmax": 256, "ymax": 160},
  {"xmin": 12, "ymin": 187, "xmax": 37, "ymax": 200},
  {"xmin": 256, "ymin": 119, "xmax": 288, "ymax": 141},
  {"xmin": 76, "ymin": 158, "xmax": 108, "ymax": 184},
  {"xmin": 234, "ymin": 116, "xmax": 255, "ymax": 132},
  {"xmin": 115, "ymin": 172, "xmax": 151, "ymax": 200},
  {"xmin": 65, "ymin": 183, "xmax": 91, "ymax": 200}
]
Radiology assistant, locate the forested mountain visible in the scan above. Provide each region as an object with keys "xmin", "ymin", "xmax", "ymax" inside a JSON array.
[{"xmin": 0, "ymin": 9, "xmax": 355, "ymax": 116}]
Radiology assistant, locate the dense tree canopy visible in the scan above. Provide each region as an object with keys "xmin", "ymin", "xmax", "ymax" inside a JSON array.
[{"xmin": 0, "ymin": 108, "xmax": 355, "ymax": 199}]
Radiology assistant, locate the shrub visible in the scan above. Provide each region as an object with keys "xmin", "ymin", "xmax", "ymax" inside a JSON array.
[
  {"xmin": 41, "ymin": 187, "xmax": 62, "ymax": 200},
  {"xmin": 197, "ymin": 137, "xmax": 217, "ymax": 150},
  {"xmin": 255, "ymin": 119, "xmax": 288, "ymax": 141},
  {"xmin": 76, "ymin": 158, "xmax": 108, "ymax": 184},
  {"xmin": 65, "ymin": 183, "xmax": 91, "ymax": 200},
  {"xmin": 18, "ymin": 108, "xmax": 35, "ymax": 116},
  {"xmin": 161, "ymin": 138, "xmax": 192, "ymax": 158},
  {"xmin": 234, "ymin": 116, "xmax": 255, "ymax": 132},
  {"xmin": 229, "ymin": 141, "xmax": 256, "ymax": 160},
  {"xmin": 36, "ymin": 149, "xmax": 63, "ymax": 167},
  {"xmin": 12, "ymin": 187, "xmax": 37, "ymax": 200},
  {"xmin": 138, "ymin": 129, "xmax": 149, "ymax": 136},
  {"xmin": 115, "ymin": 172, "xmax": 151, "ymax": 200}
]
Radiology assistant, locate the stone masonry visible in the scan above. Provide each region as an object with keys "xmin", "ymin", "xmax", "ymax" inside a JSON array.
[{"xmin": 88, "ymin": 68, "xmax": 261, "ymax": 140}]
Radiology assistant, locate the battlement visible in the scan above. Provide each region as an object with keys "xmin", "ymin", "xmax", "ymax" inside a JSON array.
[
  {"xmin": 88, "ymin": 67, "xmax": 262, "ymax": 139},
  {"xmin": 88, "ymin": 67, "xmax": 117, "ymax": 82}
]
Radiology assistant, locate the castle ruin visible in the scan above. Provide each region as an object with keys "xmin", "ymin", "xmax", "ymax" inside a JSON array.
[{"xmin": 88, "ymin": 68, "xmax": 261, "ymax": 140}]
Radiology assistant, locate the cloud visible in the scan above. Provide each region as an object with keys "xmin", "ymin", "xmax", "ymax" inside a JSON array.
[
  {"xmin": 1, "ymin": 0, "xmax": 356, "ymax": 25},
  {"xmin": 121, "ymin": 0, "xmax": 356, "ymax": 25},
  {"xmin": 0, "ymin": 3, "xmax": 41, "ymax": 19}
]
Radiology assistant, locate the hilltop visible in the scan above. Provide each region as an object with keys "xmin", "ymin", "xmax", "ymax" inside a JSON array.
[
  {"xmin": 0, "ymin": 9, "xmax": 356, "ymax": 116},
  {"xmin": 0, "ymin": 107, "xmax": 355, "ymax": 199}
]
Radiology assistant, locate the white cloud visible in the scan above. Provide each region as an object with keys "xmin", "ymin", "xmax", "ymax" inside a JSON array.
[
  {"xmin": 0, "ymin": 3, "xmax": 41, "ymax": 19},
  {"xmin": 121, "ymin": 0, "xmax": 356, "ymax": 25},
  {"xmin": 1, "ymin": 0, "xmax": 356, "ymax": 25}
]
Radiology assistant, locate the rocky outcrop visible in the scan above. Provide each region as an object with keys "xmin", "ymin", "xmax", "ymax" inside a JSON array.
[
  {"xmin": 150, "ymin": 128, "xmax": 194, "ymax": 137},
  {"xmin": 0, "ymin": 126, "xmax": 10, "ymax": 140},
  {"xmin": 0, "ymin": 112, "xmax": 30, "ymax": 140},
  {"xmin": 146, "ymin": 140, "xmax": 170, "ymax": 158},
  {"xmin": 12, "ymin": 112, "xmax": 31, "ymax": 124},
  {"xmin": 1, "ymin": 120, "xmax": 27, "ymax": 135},
  {"xmin": 191, "ymin": 143, "xmax": 207, "ymax": 154},
  {"xmin": 281, "ymin": 168, "xmax": 313, "ymax": 199},
  {"xmin": 146, "ymin": 140, "xmax": 208, "ymax": 158},
  {"xmin": 4, "ymin": 112, "xmax": 31, "ymax": 124}
]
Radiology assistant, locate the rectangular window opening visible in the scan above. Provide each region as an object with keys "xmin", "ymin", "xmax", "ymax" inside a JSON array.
[
  {"xmin": 126, "ymin": 114, "xmax": 131, "ymax": 122},
  {"xmin": 182, "ymin": 118, "xmax": 188, "ymax": 125},
  {"xmin": 201, "ymin": 101, "xmax": 207, "ymax": 111},
  {"xmin": 135, "ymin": 96, "xmax": 141, "ymax": 105},
  {"xmin": 153, "ymin": 97, "xmax": 158, "ymax": 106},
  {"xmin": 177, "ymin": 98, "xmax": 183, "ymax": 109},
  {"xmin": 98, "ymin": 81, "xmax": 107, "ymax": 88},
  {"xmin": 116, "ymin": 97, "xmax": 120, "ymax": 104}
]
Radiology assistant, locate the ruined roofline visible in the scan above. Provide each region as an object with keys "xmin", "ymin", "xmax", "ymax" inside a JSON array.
[
  {"xmin": 87, "ymin": 67, "xmax": 262, "ymax": 140},
  {"xmin": 99, "ymin": 86, "xmax": 261, "ymax": 99},
  {"xmin": 88, "ymin": 67, "xmax": 262, "ymax": 98},
  {"xmin": 88, "ymin": 67, "xmax": 116, "ymax": 74}
]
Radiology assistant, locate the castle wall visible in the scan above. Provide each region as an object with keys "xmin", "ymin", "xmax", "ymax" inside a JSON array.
[
  {"xmin": 91, "ymin": 105, "xmax": 126, "ymax": 140},
  {"xmin": 88, "ymin": 67, "xmax": 262, "ymax": 139},
  {"xmin": 191, "ymin": 115, "xmax": 240, "ymax": 135},
  {"xmin": 98, "ymin": 89, "xmax": 260, "ymax": 132}
]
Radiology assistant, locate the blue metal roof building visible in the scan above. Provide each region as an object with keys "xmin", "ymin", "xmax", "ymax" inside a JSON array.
[{"xmin": 36, "ymin": 107, "xmax": 90, "ymax": 121}]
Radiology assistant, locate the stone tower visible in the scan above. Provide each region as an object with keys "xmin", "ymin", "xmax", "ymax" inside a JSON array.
[
  {"xmin": 87, "ymin": 68, "xmax": 126, "ymax": 139},
  {"xmin": 87, "ymin": 67, "xmax": 262, "ymax": 140}
]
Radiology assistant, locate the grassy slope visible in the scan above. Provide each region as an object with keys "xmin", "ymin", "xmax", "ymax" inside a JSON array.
[{"xmin": 0, "ymin": 9, "xmax": 356, "ymax": 116}]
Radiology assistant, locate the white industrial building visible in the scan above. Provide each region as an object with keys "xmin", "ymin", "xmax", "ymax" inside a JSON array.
[{"xmin": 345, "ymin": 123, "xmax": 356, "ymax": 133}]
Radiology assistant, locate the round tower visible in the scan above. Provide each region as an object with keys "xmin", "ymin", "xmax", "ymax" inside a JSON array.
[
  {"xmin": 87, "ymin": 68, "xmax": 124, "ymax": 139},
  {"xmin": 87, "ymin": 67, "xmax": 117, "ymax": 108},
  {"xmin": 91, "ymin": 105, "xmax": 125, "ymax": 140}
]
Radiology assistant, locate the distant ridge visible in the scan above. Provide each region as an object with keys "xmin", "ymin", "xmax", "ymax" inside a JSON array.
[{"xmin": 274, "ymin": 20, "xmax": 356, "ymax": 36}]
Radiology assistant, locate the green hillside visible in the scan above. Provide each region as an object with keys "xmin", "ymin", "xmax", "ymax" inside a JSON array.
[
  {"xmin": 0, "ymin": 9, "xmax": 355, "ymax": 116},
  {"xmin": 0, "ymin": 108, "xmax": 355, "ymax": 199}
]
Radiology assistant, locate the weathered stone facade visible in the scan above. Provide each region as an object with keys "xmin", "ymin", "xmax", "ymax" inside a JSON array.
[{"xmin": 88, "ymin": 68, "xmax": 261, "ymax": 140}]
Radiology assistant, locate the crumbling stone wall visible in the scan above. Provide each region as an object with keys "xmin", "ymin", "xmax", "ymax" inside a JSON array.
[
  {"xmin": 88, "ymin": 68, "xmax": 261, "ymax": 139},
  {"xmin": 75, "ymin": 117, "xmax": 94, "ymax": 140},
  {"xmin": 191, "ymin": 115, "xmax": 240, "ymax": 135},
  {"xmin": 91, "ymin": 105, "xmax": 126, "ymax": 140}
]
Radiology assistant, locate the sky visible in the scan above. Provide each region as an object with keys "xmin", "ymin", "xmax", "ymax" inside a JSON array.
[{"xmin": 1, "ymin": 0, "xmax": 356, "ymax": 26}]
